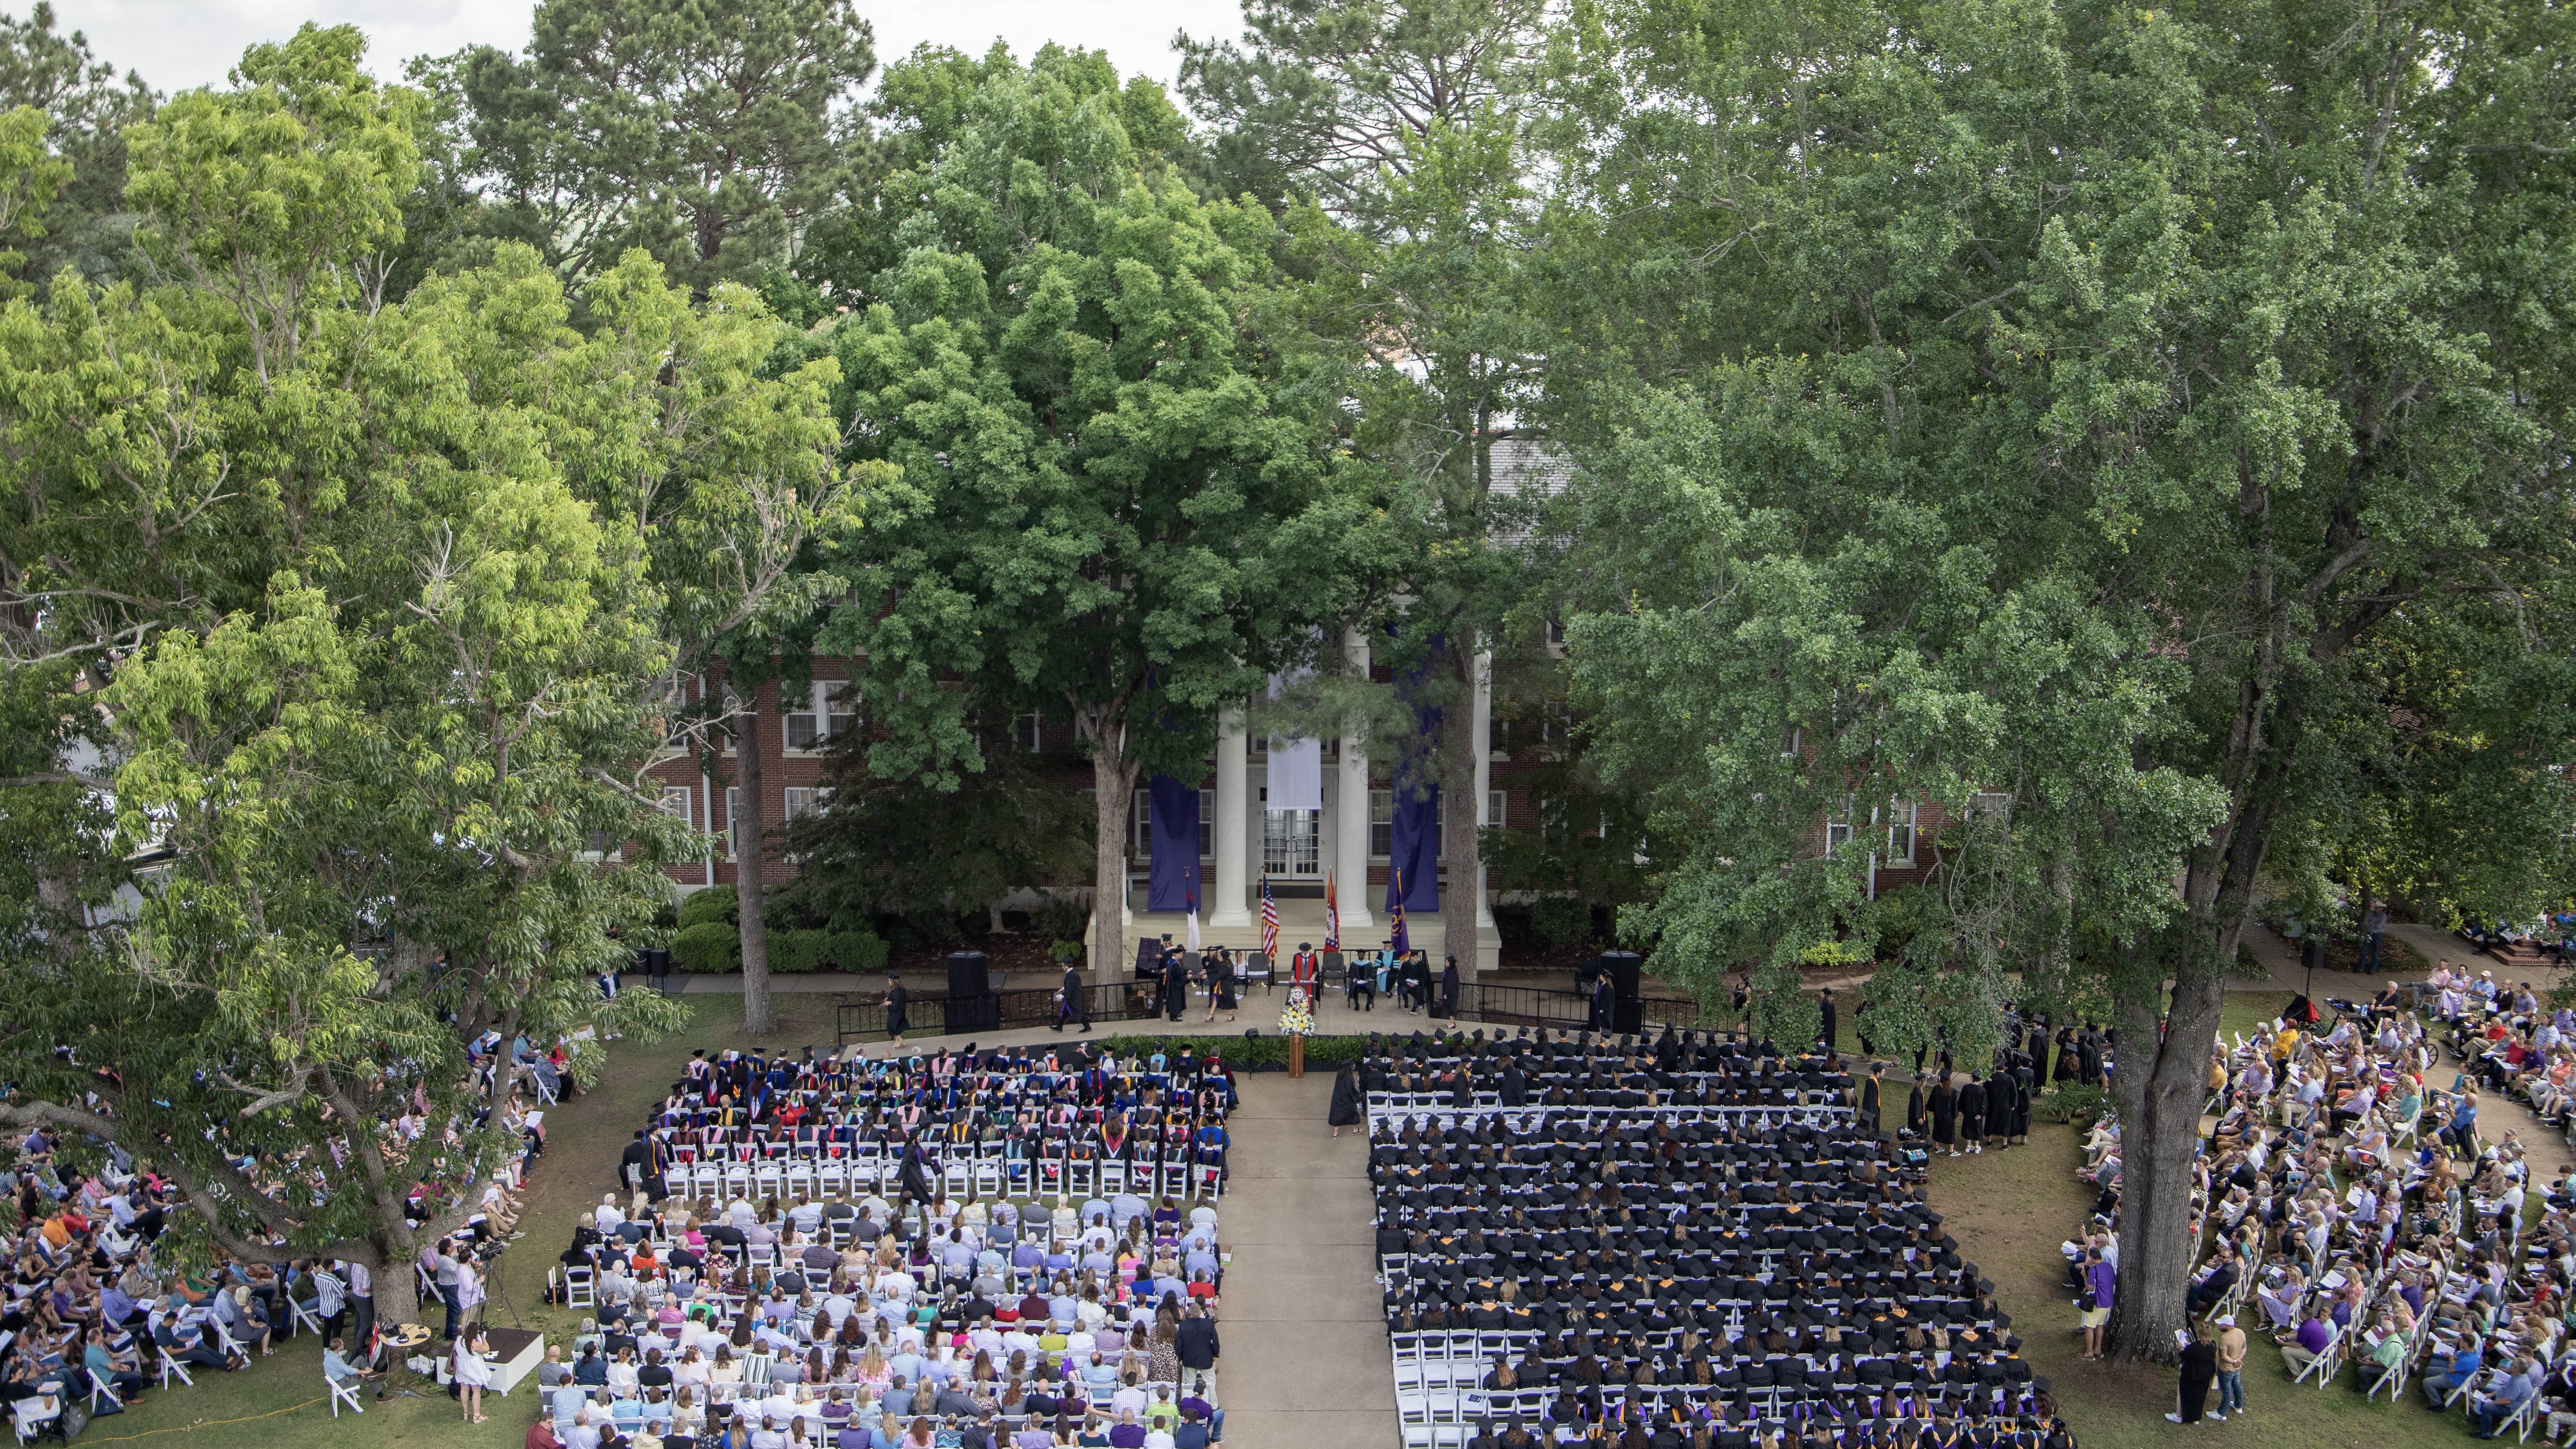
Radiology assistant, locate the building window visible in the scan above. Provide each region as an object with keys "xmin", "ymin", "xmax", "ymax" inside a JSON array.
[
  {"xmin": 1487, "ymin": 790, "xmax": 1506, "ymax": 829},
  {"xmin": 1546, "ymin": 618, "xmax": 1565, "ymax": 647},
  {"xmin": 659, "ymin": 786, "xmax": 692, "ymax": 826},
  {"xmin": 786, "ymin": 682, "xmax": 858, "ymax": 751},
  {"xmin": 1885, "ymin": 801, "xmax": 1918, "ymax": 867},
  {"xmin": 782, "ymin": 788, "xmax": 826, "ymax": 824},
  {"xmin": 1013, "ymin": 711, "xmax": 1043, "ymax": 752},
  {"xmin": 725, "ymin": 787, "xmax": 741, "ymax": 859},
  {"xmin": 1132, "ymin": 791, "xmax": 1149, "ymax": 857},
  {"xmin": 1824, "ymin": 818, "xmax": 1853, "ymax": 857},
  {"xmin": 1200, "ymin": 789, "xmax": 1216, "ymax": 861},
  {"xmin": 1970, "ymin": 790, "xmax": 2014, "ymax": 820},
  {"xmin": 1371, "ymin": 789, "xmax": 1393, "ymax": 859}
]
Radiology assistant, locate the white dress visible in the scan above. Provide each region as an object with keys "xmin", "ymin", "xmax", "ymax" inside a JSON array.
[{"xmin": 454, "ymin": 1346, "xmax": 493, "ymax": 1388}]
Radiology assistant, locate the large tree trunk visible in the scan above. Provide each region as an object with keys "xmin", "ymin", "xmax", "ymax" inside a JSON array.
[
  {"xmin": 369, "ymin": 1245, "xmax": 422, "ymax": 1334},
  {"xmin": 1090, "ymin": 745, "xmax": 1135, "ymax": 984},
  {"xmin": 734, "ymin": 700, "xmax": 777, "ymax": 1035},
  {"xmin": 1440, "ymin": 643, "xmax": 1483, "ymax": 968},
  {"xmin": 2107, "ymin": 638, "xmax": 2313, "ymax": 1362}
]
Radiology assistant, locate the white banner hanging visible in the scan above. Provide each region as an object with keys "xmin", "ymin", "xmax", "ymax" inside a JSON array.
[{"xmin": 1267, "ymin": 734, "xmax": 1323, "ymax": 811}]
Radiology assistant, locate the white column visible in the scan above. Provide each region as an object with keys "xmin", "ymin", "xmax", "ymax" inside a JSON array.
[
  {"xmin": 1336, "ymin": 629, "xmax": 1375, "ymax": 929},
  {"xmin": 1210, "ymin": 712, "xmax": 1252, "ymax": 926},
  {"xmin": 1472, "ymin": 648, "xmax": 1495, "ymax": 931}
]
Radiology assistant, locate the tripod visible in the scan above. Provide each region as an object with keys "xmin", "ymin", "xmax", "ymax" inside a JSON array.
[{"xmin": 485, "ymin": 1255, "xmax": 524, "ymax": 1329}]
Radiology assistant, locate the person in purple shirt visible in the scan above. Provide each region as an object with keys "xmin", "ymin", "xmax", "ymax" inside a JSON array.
[
  {"xmin": 2079, "ymin": 1250, "xmax": 2115, "ymax": 1361},
  {"xmin": 2280, "ymin": 1313, "xmax": 2334, "ymax": 1378},
  {"xmin": 1107, "ymin": 1409, "xmax": 1148, "ymax": 1449}
]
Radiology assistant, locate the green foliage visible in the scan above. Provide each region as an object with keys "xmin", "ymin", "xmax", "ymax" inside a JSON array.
[
  {"xmin": 1092, "ymin": 1032, "xmax": 1370, "ymax": 1070},
  {"xmin": 1743, "ymin": 959, "xmax": 1817, "ymax": 1053},
  {"xmin": 1176, "ymin": 0, "xmax": 1547, "ymax": 214},
  {"xmin": 671, "ymin": 920, "xmax": 742, "ymax": 972},
  {"xmin": 2037, "ymin": 1084, "xmax": 2114, "ymax": 1127},
  {"xmin": 760, "ymin": 926, "xmax": 888, "ymax": 974},
  {"xmin": 1033, "ymin": 896, "xmax": 1091, "ymax": 945},
  {"xmin": 1528, "ymin": 894, "xmax": 1592, "ymax": 949},
  {"xmin": 1536, "ymin": 0, "xmax": 2576, "ymax": 1356},
  {"xmin": 773, "ymin": 713, "xmax": 1094, "ymax": 924},
  {"xmin": 677, "ymin": 885, "xmax": 738, "ymax": 930},
  {"xmin": 809, "ymin": 43, "xmax": 1374, "ymax": 970},
  {"xmin": 431, "ymin": 0, "xmax": 875, "ymax": 292},
  {"xmin": 0, "ymin": 3, "xmax": 154, "ymax": 281},
  {"xmin": 0, "ymin": 103, "xmax": 69, "ymax": 281}
]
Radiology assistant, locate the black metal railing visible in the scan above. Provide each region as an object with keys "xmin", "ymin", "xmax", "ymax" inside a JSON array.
[{"xmin": 835, "ymin": 981, "xmax": 1157, "ymax": 1044}]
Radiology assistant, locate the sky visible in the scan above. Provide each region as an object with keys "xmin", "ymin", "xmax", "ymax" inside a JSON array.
[{"xmin": 48, "ymin": 0, "xmax": 1247, "ymax": 98}]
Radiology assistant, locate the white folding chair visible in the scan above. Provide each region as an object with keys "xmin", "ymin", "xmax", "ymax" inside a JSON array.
[
  {"xmin": 156, "ymin": 1346, "xmax": 194, "ymax": 1390},
  {"xmin": 328, "ymin": 1373, "xmax": 365, "ymax": 1417},
  {"xmin": 565, "ymin": 1265, "xmax": 596, "ymax": 1308}
]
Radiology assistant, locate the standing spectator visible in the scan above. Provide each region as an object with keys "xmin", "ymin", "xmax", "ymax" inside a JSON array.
[
  {"xmin": 2078, "ymin": 1248, "xmax": 2114, "ymax": 1361},
  {"xmin": 1174, "ymin": 1305, "xmax": 1218, "ymax": 1404},
  {"xmin": 2213, "ymin": 1314, "xmax": 2247, "ymax": 1421},
  {"xmin": 2167, "ymin": 1322, "xmax": 2217, "ymax": 1424},
  {"xmin": 1817, "ymin": 989, "xmax": 1837, "ymax": 1051},
  {"xmin": 2361, "ymin": 901, "xmax": 2390, "ymax": 974}
]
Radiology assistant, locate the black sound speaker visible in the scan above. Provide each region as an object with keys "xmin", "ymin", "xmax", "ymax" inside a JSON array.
[
  {"xmin": 1601, "ymin": 950, "xmax": 1645, "ymax": 1033},
  {"xmin": 946, "ymin": 950, "xmax": 998, "ymax": 1032}
]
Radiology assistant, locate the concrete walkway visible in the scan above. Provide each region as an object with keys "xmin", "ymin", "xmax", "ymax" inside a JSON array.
[{"xmin": 1218, "ymin": 1072, "xmax": 1393, "ymax": 1449}]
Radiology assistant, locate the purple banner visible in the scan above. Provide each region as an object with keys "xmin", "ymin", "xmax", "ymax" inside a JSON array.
[{"xmin": 1146, "ymin": 775, "xmax": 1202, "ymax": 912}]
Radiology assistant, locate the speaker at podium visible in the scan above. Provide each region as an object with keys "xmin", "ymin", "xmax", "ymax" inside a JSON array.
[{"xmin": 945, "ymin": 950, "xmax": 998, "ymax": 1033}]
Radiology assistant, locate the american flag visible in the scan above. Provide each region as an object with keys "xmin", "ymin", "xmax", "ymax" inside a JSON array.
[
  {"xmin": 1259, "ymin": 873, "xmax": 1279, "ymax": 958},
  {"xmin": 1322, "ymin": 870, "xmax": 1340, "ymax": 950},
  {"xmin": 1389, "ymin": 869, "xmax": 1410, "ymax": 955}
]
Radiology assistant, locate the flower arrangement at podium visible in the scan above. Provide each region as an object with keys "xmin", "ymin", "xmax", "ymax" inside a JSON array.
[{"xmin": 1280, "ymin": 986, "xmax": 1315, "ymax": 1076}]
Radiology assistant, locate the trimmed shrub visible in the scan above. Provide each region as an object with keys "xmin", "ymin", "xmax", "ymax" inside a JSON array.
[
  {"xmin": 1531, "ymin": 895, "xmax": 1592, "ymax": 949},
  {"xmin": 671, "ymin": 920, "xmax": 741, "ymax": 972},
  {"xmin": 678, "ymin": 885, "xmax": 738, "ymax": 930},
  {"xmin": 823, "ymin": 930, "xmax": 890, "ymax": 974},
  {"xmin": 769, "ymin": 929, "xmax": 827, "ymax": 973}
]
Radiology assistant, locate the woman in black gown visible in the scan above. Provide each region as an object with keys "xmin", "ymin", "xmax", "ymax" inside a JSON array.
[
  {"xmin": 1327, "ymin": 1063, "xmax": 1363, "ymax": 1136},
  {"xmin": 2169, "ymin": 1322, "xmax": 2217, "ymax": 1424},
  {"xmin": 2053, "ymin": 1028, "xmax": 2080, "ymax": 1088},
  {"xmin": 1929, "ymin": 1076, "xmax": 1958, "ymax": 1155}
]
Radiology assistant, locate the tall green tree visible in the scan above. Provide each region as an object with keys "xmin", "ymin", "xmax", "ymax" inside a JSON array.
[
  {"xmin": 0, "ymin": 27, "xmax": 867, "ymax": 1316},
  {"xmin": 0, "ymin": 4, "xmax": 152, "ymax": 281},
  {"xmin": 814, "ymin": 46, "xmax": 1371, "ymax": 974},
  {"xmin": 1541, "ymin": 0, "xmax": 2576, "ymax": 1361},
  {"xmin": 1178, "ymin": 0, "xmax": 1546, "ymax": 212},
  {"xmin": 1185, "ymin": 0, "xmax": 1549, "ymax": 950},
  {"xmin": 431, "ymin": 0, "xmax": 875, "ymax": 292}
]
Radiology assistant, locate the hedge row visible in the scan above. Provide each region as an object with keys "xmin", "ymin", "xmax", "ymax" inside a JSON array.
[
  {"xmin": 1090, "ymin": 1033, "xmax": 1372, "ymax": 1071},
  {"xmin": 670, "ymin": 922, "xmax": 889, "ymax": 975}
]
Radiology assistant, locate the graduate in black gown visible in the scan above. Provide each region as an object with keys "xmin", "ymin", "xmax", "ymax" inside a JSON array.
[
  {"xmin": 1957, "ymin": 1076, "xmax": 1987, "ymax": 1155},
  {"xmin": 1328, "ymin": 1062, "xmax": 1363, "ymax": 1136},
  {"xmin": 1929, "ymin": 1076, "xmax": 1958, "ymax": 1154},
  {"xmin": 1907, "ymin": 1080, "xmax": 1927, "ymax": 1135},
  {"xmin": 1985, "ymin": 1067, "xmax": 2016, "ymax": 1149}
]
